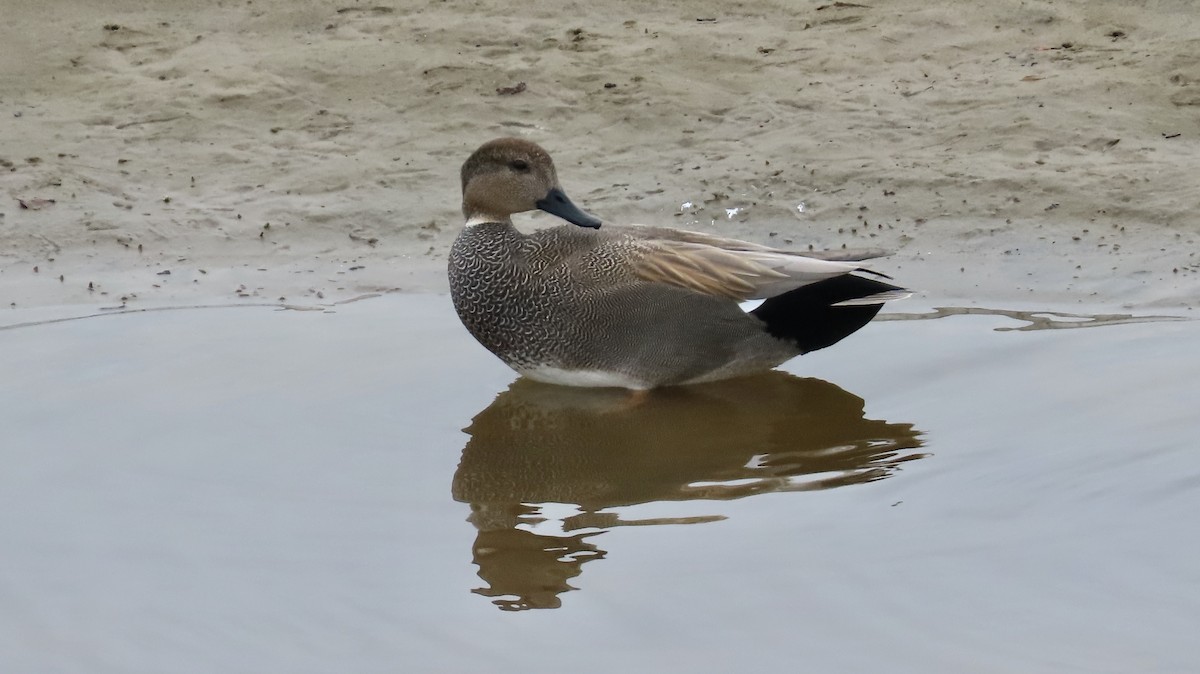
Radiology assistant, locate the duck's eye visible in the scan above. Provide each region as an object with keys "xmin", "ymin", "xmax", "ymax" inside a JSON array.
[{"xmin": 509, "ymin": 159, "xmax": 530, "ymax": 172}]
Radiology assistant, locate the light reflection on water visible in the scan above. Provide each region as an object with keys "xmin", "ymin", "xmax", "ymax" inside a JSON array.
[
  {"xmin": 877, "ymin": 305, "xmax": 1190, "ymax": 331},
  {"xmin": 454, "ymin": 373, "xmax": 925, "ymax": 610}
]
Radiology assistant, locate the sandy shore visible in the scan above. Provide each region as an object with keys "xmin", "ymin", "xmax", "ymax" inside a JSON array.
[{"xmin": 2, "ymin": 0, "xmax": 1198, "ymax": 311}]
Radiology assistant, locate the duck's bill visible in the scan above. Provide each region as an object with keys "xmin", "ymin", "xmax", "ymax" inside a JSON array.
[{"xmin": 536, "ymin": 187, "xmax": 602, "ymax": 229}]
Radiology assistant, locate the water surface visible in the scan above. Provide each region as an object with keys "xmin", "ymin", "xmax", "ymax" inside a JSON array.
[{"xmin": 1, "ymin": 295, "xmax": 1197, "ymax": 673}]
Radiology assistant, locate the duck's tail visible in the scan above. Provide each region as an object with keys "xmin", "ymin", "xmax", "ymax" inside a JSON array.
[{"xmin": 751, "ymin": 274, "xmax": 909, "ymax": 354}]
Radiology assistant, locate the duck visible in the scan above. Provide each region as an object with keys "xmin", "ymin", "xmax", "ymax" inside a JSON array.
[{"xmin": 448, "ymin": 137, "xmax": 908, "ymax": 390}]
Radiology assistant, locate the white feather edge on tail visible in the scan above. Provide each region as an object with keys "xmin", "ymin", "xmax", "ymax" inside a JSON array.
[
  {"xmin": 831, "ymin": 289, "xmax": 913, "ymax": 307},
  {"xmin": 740, "ymin": 288, "xmax": 911, "ymax": 312}
]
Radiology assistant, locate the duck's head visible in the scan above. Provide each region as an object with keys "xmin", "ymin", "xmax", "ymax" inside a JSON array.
[{"xmin": 460, "ymin": 138, "xmax": 602, "ymax": 229}]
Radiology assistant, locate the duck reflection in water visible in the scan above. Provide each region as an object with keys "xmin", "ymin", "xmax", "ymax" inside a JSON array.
[{"xmin": 452, "ymin": 372, "xmax": 926, "ymax": 611}]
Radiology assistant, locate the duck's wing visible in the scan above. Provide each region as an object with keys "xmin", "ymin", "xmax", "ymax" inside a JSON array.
[
  {"xmin": 625, "ymin": 225, "xmax": 892, "ymax": 262},
  {"xmin": 609, "ymin": 225, "xmax": 875, "ymax": 301}
]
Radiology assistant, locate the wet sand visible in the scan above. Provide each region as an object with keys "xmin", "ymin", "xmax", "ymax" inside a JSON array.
[
  {"xmin": 1, "ymin": 295, "xmax": 1198, "ymax": 672},
  {"xmin": 3, "ymin": 0, "xmax": 1200, "ymax": 311}
]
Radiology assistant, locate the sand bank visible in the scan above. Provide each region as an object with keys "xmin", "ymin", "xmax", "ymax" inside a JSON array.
[{"xmin": 2, "ymin": 0, "xmax": 1198, "ymax": 310}]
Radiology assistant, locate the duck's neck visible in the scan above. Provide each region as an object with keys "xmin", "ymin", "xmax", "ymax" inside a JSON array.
[{"xmin": 464, "ymin": 213, "xmax": 513, "ymax": 227}]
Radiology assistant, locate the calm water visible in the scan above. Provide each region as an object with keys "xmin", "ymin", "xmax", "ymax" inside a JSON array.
[{"xmin": 1, "ymin": 295, "xmax": 1197, "ymax": 673}]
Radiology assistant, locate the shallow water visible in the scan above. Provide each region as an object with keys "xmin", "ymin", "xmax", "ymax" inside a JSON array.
[{"xmin": 1, "ymin": 295, "xmax": 1198, "ymax": 673}]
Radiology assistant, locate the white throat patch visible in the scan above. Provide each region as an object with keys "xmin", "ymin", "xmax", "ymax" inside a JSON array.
[{"xmin": 464, "ymin": 214, "xmax": 510, "ymax": 227}]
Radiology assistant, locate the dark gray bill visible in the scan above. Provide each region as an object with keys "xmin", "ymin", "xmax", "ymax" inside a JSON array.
[{"xmin": 536, "ymin": 187, "xmax": 602, "ymax": 229}]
